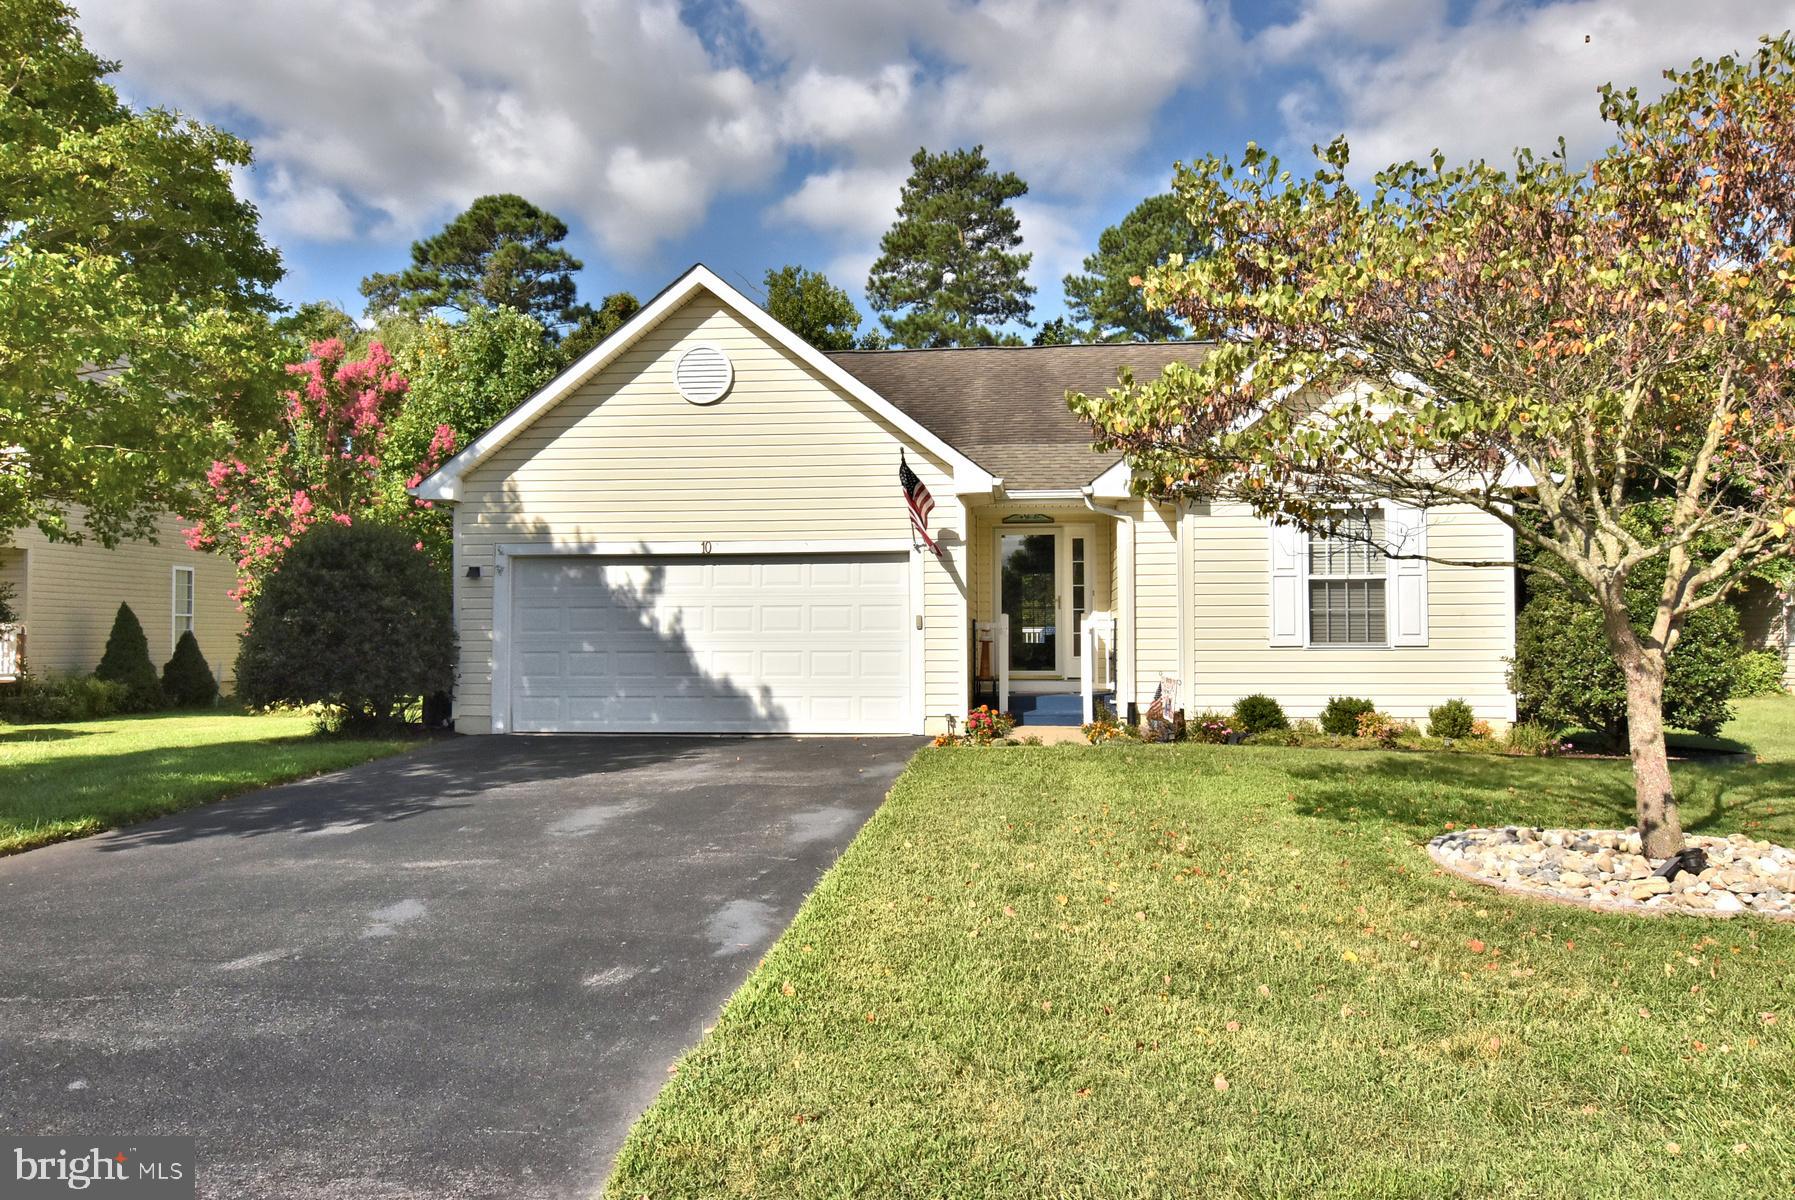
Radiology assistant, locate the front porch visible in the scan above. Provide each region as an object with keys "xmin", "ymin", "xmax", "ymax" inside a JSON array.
[{"xmin": 965, "ymin": 500, "xmax": 1124, "ymax": 727}]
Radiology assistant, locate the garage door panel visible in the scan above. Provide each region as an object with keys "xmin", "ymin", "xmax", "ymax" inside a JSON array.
[{"xmin": 509, "ymin": 553, "xmax": 911, "ymax": 734}]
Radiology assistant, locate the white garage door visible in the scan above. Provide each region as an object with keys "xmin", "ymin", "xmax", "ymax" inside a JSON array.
[{"xmin": 508, "ymin": 553, "xmax": 913, "ymax": 734}]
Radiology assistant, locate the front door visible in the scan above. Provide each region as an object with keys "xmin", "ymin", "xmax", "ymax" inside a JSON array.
[{"xmin": 999, "ymin": 532, "xmax": 1060, "ymax": 675}]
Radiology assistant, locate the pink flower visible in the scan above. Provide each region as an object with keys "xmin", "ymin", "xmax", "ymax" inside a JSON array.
[
  {"xmin": 291, "ymin": 489, "xmax": 314, "ymax": 518},
  {"xmin": 332, "ymin": 513, "xmax": 352, "ymax": 526}
]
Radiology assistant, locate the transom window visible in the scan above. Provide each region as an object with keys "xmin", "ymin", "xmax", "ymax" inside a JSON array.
[{"xmin": 1307, "ymin": 511, "xmax": 1386, "ymax": 645}]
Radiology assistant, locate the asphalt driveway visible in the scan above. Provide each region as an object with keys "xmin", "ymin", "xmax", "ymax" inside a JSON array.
[{"xmin": 0, "ymin": 734, "xmax": 921, "ymax": 1198}]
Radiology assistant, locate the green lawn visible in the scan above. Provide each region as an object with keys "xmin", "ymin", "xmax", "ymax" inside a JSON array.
[
  {"xmin": 607, "ymin": 695, "xmax": 1795, "ymax": 1199},
  {"xmin": 0, "ymin": 710, "xmax": 416, "ymax": 854}
]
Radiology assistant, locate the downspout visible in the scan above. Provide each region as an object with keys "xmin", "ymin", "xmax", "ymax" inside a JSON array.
[
  {"xmin": 1174, "ymin": 499, "xmax": 1190, "ymax": 712},
  {"xmin": 1082, "ymin": 488, "xmax": 1134, "ymax": 715}
]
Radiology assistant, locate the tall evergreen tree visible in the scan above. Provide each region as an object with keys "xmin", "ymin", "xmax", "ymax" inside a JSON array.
[
  {"xmin": 762, "ymin": 265, "xmax": 864, "ymax": 351},
  {"xmin": 866, "ymin": 146, "xmax": 1034, "ymax": 347},
  {"xmin": 1063, "ymin": 193, "xmax": 1204, "ymax": 342},
  {"xmin": 359, "ymin": 194, "xmax": 586, "ymax": 330}
]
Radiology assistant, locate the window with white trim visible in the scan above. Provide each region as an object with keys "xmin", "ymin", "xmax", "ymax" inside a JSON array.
[
  {"xmin": 1307, "ymin": 510, "xmax": 1386, "ymax": 645},
  {"xmin": 172, "ymin": 567, "xmax": 195, "ymax": 647}
]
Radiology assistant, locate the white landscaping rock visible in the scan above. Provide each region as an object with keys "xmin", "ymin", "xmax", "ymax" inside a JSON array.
[{"xmin": 1426, "ymin": 827, "xmax": 1795, "ymax": 921}]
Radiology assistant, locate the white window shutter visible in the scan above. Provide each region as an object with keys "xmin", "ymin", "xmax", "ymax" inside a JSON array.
[
  {"xmin": 1385, "ymin": 503, "xmax": 1428, "ymax": 646},
  {"xmin": 1268, "ymin": 520, "xmax": 1305, "ymax": 646}
]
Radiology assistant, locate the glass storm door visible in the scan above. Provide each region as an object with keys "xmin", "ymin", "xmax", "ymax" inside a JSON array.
[{"xmin": 1000, "ymin": 532, "xmax": 1059, "ymax": 673}]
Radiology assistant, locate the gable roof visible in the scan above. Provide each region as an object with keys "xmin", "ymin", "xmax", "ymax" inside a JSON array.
[
  {"xmin": 412, "ymin": 264, "xmax": 996, "ymax": 502},
  {"xmin": 828, "ymin": 342, "xmax": 1214, "ymax": 489}
]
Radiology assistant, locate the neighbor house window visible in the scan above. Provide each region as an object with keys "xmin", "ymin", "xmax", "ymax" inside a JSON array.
[
  {"xmin": 172, "ymin": 567, "xmax": 195, "ymax": 647},
  {"xmin": 1307, "ymin": 511, "xmax": 1385, "ymax": 645}
]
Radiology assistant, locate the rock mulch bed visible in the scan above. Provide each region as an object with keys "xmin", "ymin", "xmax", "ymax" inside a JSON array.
[{"xmin": 1428, "ymin": 827, "xmax": 1795, "ymax": 920}]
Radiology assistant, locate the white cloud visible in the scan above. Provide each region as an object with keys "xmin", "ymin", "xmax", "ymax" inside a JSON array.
[
  {"xmin": 75, "ymin": 0, "xmax": 784, "ymax": 259},
  {"xmin": 769, "ymin": 165, "xmax": 909, "ymax": 242},
  {"xmin": 1268, "ymin": 0, "xmax": 1795, "ymax": 170},
  {"xmin": 1259, "ymin": 0, "xmax": 1447, "ymax": 61}
]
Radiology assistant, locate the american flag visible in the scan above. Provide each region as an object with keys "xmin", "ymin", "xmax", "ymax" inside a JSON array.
[
  {"xmin": 899, "ymin": 451, "xmax": 940, "ymax": 556},
  {"xmin": 1146, "ymin": 684, "xmax": 1165, "ymax": 723}
]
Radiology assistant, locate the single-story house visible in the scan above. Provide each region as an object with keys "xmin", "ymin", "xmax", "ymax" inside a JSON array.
[
  {"xmin": 0, "ymin": 511, "xmax": 242, "ymax": 685},
  {"xmin": 413, "ymin": 264, "xmax": 1531, "ymax": 737}
]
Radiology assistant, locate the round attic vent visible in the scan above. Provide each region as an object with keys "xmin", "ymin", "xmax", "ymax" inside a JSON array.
[{"xmin": 674, "ymin": 343, "xmax": 733, "ymax": 405}]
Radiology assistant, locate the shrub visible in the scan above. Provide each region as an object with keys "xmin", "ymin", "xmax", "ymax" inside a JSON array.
[
  {"xmin": 1355, "ymin": 710, "xmax": 1404, "ymax": 747},
  {"xmin": 1733, "ymin": 649, "xmax": 1789, "ymax": 697},
  {"xmin": 0, "ymin": 673, "xmax": 128, "ymax": 723},
  {"xmin": 1241, "ymin": 728, "xmax": 1302, "ymax": 747},
  {"xmin": 1232, "ymin": 693, "xmax": 1289, "ymax": 734},
  {"xmin": 958, "ymin": 705, "xmax": 1015, "ymax": 745},
  {"xmin": 235, "ymin": 522, "xmax": 455, "ymax": 727},
  {"xmin": 0, "ymin": 580, "xmax": 17, "ymax": 624},
  {"xmin": 1187, "ymin": 709, "xmax": 1236, "ymax": 744},
  {"xmin": 1504, "ymin": 720, "xmax": 1563, "ymax": 757},
  {"xmin": 1510, "ymin": 566, "xmax": 1741, "ymax": 747},
  {"xmin": 1320, "ymin": 696, "xmax": 1376, "ymax": 736},
  {"xmin": 161, "ymin": 631, "xmax": 219, "ymax": 708},
  {"xmin": 1427, "ymin": 698, "xmax": 1478, "ymax": 739},
  {"xmin": 93, "ymin": 603, "xmax": 163, "ymax": 711}
]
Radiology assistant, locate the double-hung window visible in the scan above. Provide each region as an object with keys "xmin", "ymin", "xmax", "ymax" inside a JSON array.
[
  {"xmin": 1307, "ymin": 510, "xmax": 1386, "ymax": 645},
  {"xmin": 172, "ymin": 567, "xmax": 195, "ymax": 648}
]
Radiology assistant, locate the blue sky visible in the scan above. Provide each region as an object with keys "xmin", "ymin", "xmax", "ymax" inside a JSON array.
[{"xmin": 77, "ymin": 0, "xmax": 1795, "ymax": 337}]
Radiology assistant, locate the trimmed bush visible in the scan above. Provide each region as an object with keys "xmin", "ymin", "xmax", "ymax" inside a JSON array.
[
  {"xmin": 1427, "ymin": 698, "xmax": 1478, "ymax": 739},
  {"xmin": 1734, "ymin": 649, "xmax": 1789, "ymax": 697},
  {"xmin": 161, "ymin": 631, "xmax": 219, "ymax": 708},
  {"xmin": 1320, "ymin": 696, "xmax": 1376, "ymax": 737},
  {"xmin": 235, "ymin": 521, "xmax": 454, "ymax": 727},
  {"xmin": 1511, "ymin": 583, "xmax": 1740, "ymax": 746},
  {"xmin": 1232, "ymin": 693, "xmax": 1289, "ymax": 734},
  {"xmin": 93, "ymin": 603, "xmax": 163, "ymax": 711},
  {"xmin": 0, "ymin": 673, "xmax": 129, "ymax": 723}
]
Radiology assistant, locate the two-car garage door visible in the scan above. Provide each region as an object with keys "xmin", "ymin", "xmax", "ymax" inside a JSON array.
[{"xmin": 508, "ymin": 553, "xmax": 912, "ymax": 734}]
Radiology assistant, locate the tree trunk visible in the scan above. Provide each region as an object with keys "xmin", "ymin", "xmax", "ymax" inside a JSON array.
[{"xmin": 1620, "ymin": 647, "xmax": 1685, "ymax": 859}]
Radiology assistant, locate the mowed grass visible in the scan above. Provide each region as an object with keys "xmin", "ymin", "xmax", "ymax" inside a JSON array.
[
  {"xmin": 607, "ymin": 695, "xmax": 1795, "ymax": 1199},
  {"xmin": 0, "ymin": 710, "xmax": 415, "ymax": 854}
]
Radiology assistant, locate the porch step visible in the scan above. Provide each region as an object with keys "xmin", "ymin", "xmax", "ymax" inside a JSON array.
[{"xmin": 1009, "ymin": 692, "xmax": 1112, "ymax": 727}]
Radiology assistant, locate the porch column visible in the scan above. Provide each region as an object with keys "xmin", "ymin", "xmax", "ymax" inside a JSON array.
[{"xmin": 1116, "ymin": 508, "xmax": 1135, "ymax": 714}]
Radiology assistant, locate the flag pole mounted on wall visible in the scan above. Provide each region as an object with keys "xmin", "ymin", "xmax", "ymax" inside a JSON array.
[{"xmin": 899, "ymin": 450, "xmax": 941, "ymax": 558}]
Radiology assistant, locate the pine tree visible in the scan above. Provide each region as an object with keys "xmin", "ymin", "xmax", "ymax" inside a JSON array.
[
  {"xmin": 162, "ymin": 630, "xmax": 219, "ymax": 708},
  {"xmin": 866, "ymin": 146, "xmax": 1034, "ymax": 347},
  {"xmin": 94, "ymin": 603, "xmax": 163, "ymax": 710},
  {"xmin": 1063, "ymin": 194, "xmax": 1204, "ymax": 342}
]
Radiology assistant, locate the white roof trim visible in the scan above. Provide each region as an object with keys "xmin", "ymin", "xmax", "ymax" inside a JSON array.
[
  {"xmin": 411, "ymin": 264, "xmax": 995, "ymax": 501},
  {"xmin": 1087, "ymin": 458, "xmax": 1136, "ymax": 500}
]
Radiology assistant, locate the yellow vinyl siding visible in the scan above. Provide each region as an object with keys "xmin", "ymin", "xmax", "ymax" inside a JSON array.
[
  {"xmin": 4, "ymin": 512, "xmax": 242, "ymax": 683},
  {"xmin": 1131, "ymin": 499, "xmax": 1181, "ymax": 701},
  {"xmin": 451, "ymin": 293, "xmax": 968, "ymax": 733},
  {"xmin": 1185, "ymin": 501, "xmax": 1516, "ymax": 722}
]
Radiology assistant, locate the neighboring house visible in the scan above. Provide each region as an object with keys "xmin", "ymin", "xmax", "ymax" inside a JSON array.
[
  {"xmin": 413, "ymin": 264, "xmax": 1518, "ymax": 736},
  {"xmin": 0, "ymin": 511, "xmax": 242, "ymax": 685}
]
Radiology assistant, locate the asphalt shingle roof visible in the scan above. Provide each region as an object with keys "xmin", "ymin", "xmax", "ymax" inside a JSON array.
[{"xmin": 827, "ymin": 341, "xmax": 1214, "ymax": 489}]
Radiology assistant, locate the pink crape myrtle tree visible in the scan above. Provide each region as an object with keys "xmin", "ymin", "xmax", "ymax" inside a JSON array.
[{"xmin": 188, "ymin": 339, "xmax": 455, "ymax": 605}]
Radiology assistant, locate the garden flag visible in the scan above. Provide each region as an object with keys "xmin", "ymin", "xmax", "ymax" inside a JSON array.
[{"xmin": 899, "ymin": 451, "xmax": 940, "ymax": 556}]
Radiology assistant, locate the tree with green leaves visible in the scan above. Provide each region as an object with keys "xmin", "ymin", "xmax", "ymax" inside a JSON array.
[
  {"xmin": 1071, "ymin": 38, "xmax": 1795, "ymax": 858},
  {"xmin": 866, "ymin": 146, "xmax": 1034, "ymax": 347},
  {"xmin": 1032, "ymin": 317, "xmax": 1082, "ymax": 346},
  {"xmin": 385, "ymin": 307, "xmax": 563, "ymax": 565},
  {"xmin": 0, "ymin": 0, "xmax": 284, "ymax": 546},
  {"xmin": 359, "ymin": 194, "xmax": 586, "ymax": 331},
  {"xmin": 1064, "ymin": 193, "xmax": 1203, "ymax": 342},
  {"xmin": 762, "ymin": 265, "xmax": 865, "ymax": 351},
  {"xmin": 273, "ymin": 300, "xmax": 361, "ymax": 357},
  {"xmin": 558, "ymin": 290, "xmax": 641, "ymax": 364}
]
